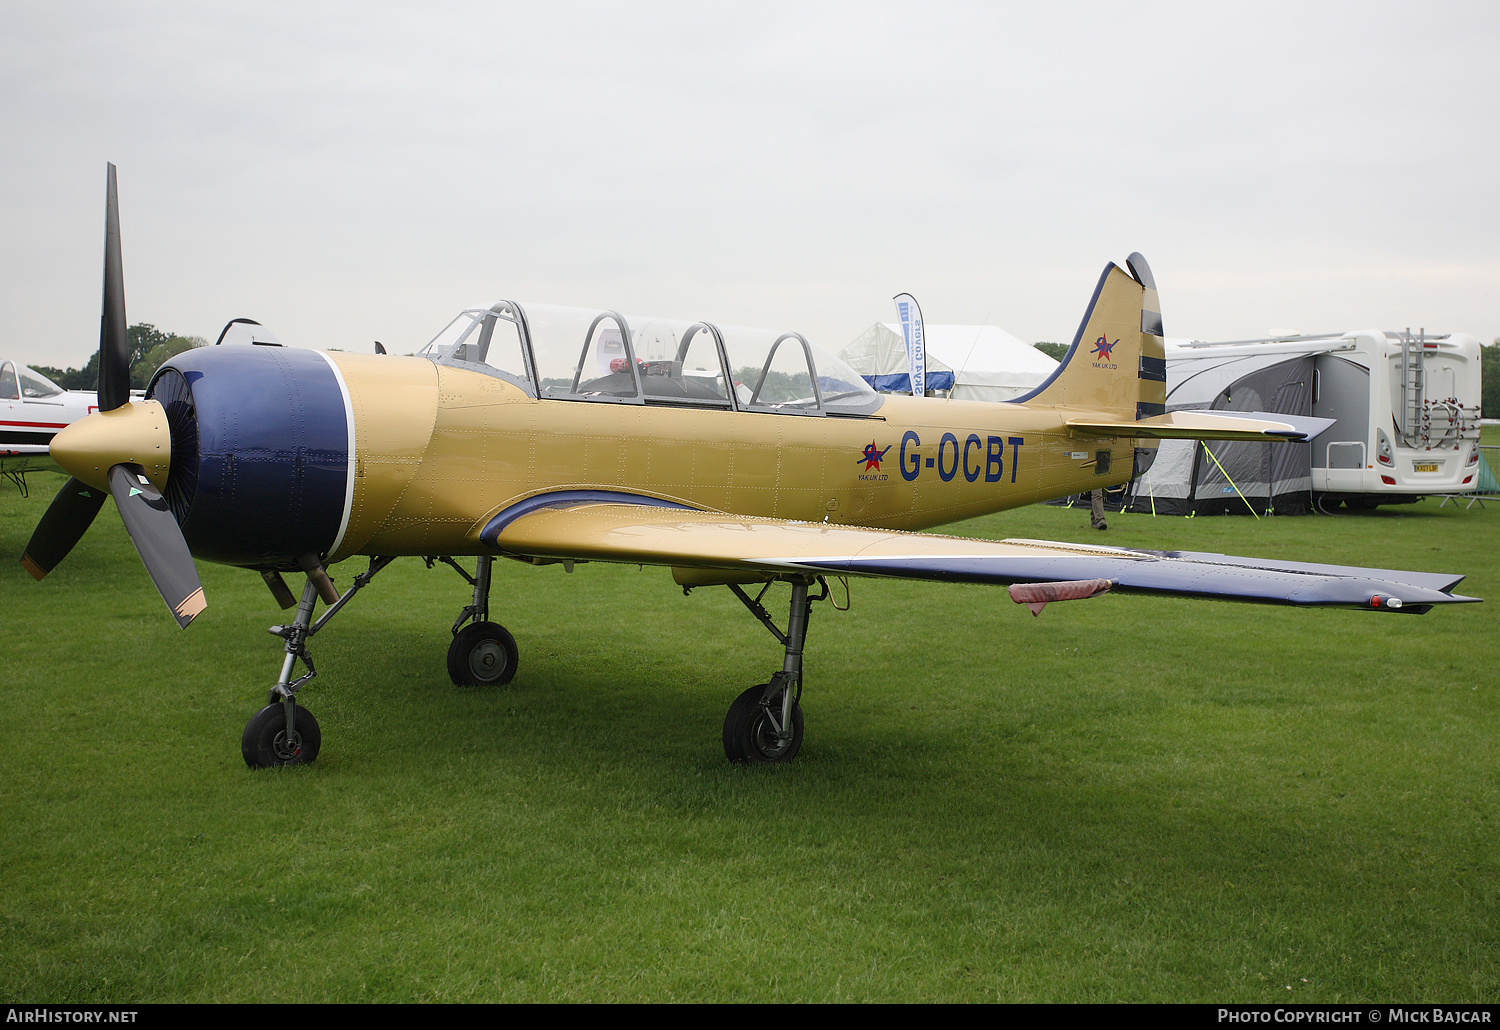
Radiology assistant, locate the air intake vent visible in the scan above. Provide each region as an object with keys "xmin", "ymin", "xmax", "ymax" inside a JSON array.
[{"xmin": 145, "ymin": 368, "xmax": 198, "ymax": 524}]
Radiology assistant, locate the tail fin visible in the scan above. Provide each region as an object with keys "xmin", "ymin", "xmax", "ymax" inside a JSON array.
[{"xmin": 1011, "ymin": 252, "xmax": 1166, "ymax": 420}]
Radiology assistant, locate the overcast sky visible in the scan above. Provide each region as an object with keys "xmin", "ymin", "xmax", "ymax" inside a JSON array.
[{"xmin": 2, "ymin": 0, "xmax": 1496, "ymax": 371}]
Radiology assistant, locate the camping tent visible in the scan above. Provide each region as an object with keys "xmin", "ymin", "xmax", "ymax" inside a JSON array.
[
  {"xmin": 1122, "ymin": 344, "xmax": 1315, "ymax": 516},
  {"xmin": 840, "ymin": 323, "xmax": 1058, "ymax": 401}
]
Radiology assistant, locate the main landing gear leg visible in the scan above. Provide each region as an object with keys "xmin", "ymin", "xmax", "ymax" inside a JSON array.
[
  {"xmin": 433, "ymin": 554, "xmax": 518, "ymax": 687},
  {"xmin": 721, "ymin": 577, "xmax": 827, "ymax": 764},
  {"xmin": 241, "ymin": 556, "xmax": 396, "ymax": 769}
]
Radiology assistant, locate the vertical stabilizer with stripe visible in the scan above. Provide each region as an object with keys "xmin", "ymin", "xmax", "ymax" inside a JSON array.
[{"xmin": 1010, "ymin": 252, "xmax": 1167, "ymax": 422}]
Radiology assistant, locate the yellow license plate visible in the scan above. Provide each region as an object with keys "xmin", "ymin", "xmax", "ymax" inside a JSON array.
[{"xmin": 1413, "ymin": 463, "xmax": 1439, "ymax": 472}]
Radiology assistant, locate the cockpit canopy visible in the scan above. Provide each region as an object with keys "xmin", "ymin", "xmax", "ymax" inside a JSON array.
[
  {"xmin": 418, "ymin": 302, "xmax": 883, "ymax": 416},
  {"xmin": 1, "ymin": 363, "xmax": 65, "ymax": 400}
]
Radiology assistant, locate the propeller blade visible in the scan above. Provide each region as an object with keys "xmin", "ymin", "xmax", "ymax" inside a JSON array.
[
  {"xmin": 107, "ymin": 463, "xmax": 206, "ymax": 628},
  {"xmin": 19, "ymin": 478, "xmax": 108, "ymax": 580},
  {"xmin": 98, "ymin": 163, "xmax": 130, "ymax": 412}
]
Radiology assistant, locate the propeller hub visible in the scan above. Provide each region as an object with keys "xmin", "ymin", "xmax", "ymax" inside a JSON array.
[{"xmin": 50, "ymin": 399, "xmax": 171, "ymax": 492}]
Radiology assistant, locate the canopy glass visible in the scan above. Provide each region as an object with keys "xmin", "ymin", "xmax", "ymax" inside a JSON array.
[{"xmin": 419, "ymin": 302, "xmax": 882, "ymax": 416}]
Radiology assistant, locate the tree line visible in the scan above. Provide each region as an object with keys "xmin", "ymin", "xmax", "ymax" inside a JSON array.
[
  {"xmin": 1483, "ymin": 341, "xmax": 1499, "ymax": 420},
  {"xmin": 32, "ymin": 323, "xmax": 206, "ymax": 392}
]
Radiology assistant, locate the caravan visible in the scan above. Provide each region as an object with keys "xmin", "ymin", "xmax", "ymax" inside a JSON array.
[{"xmin": 1125, "ymin": 330, "xmax": 1483, "ymax": 514}]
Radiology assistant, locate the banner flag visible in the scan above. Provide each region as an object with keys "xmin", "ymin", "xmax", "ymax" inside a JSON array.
[{"xmin": 893, "ymin": 293, "xmax": 926, "ymax": 397}]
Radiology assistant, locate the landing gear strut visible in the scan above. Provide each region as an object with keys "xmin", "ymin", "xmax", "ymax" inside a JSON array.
[
  {"xmin": 435, "ymin": 554, "xmax": 519, "ymax": 686},
  {"xmin": 241, "ymin": 555, "xmax": 396, "ymax": 769},
  {"xmin": 720, "ymin": 577, "xmax": 827, "ymax": 764}
]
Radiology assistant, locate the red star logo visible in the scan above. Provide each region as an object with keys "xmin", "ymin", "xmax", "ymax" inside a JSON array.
[
  {"xmin": 858, "ymin": 441, "xmax": 892, "ymax": 470},
  {"xmin": 1091, "ymin": 336, "xmax": 1117, "ymax": 360}
]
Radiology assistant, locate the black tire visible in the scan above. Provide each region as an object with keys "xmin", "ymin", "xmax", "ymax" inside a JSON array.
[
  {"xmin": 242, "ymin": 702, "xmax": 321, "ymax": 769},
  {"xmin": 447, "ymin": 621, "xmax": 519, "ymax": 686},
  {"xmin": 722, "ymin": 683, "xmax": 804, "ymax": 765}
]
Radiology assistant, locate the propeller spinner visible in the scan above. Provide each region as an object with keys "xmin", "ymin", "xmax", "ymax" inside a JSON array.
[{"xmin": 20, "ymin": 164, "xmax": 206, "ymax": 628}]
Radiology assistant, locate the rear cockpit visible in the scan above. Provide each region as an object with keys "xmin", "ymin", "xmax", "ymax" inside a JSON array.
[{"xmin": 419, "ymin": 302, "xmax": 883, "ymax": 417}]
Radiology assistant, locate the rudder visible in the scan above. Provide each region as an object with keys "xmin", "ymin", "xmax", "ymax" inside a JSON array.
[{"xmin": 1011, "ymin": 253, "xmax": 1166, "ymax": 421}]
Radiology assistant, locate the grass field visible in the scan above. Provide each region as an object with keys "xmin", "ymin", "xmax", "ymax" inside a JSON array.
[{"xmin": 2, "ymin": 470, "xmax": 1496, "ymax": 1002}]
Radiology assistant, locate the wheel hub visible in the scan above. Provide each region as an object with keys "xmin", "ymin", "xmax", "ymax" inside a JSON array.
[
  {"xmin": 271, "ymin": 730, "xmax": 302, "ymax": 761},
  {"xmin": 468, "ymin": 640, "xmax": 506, "ymax": 681},
  {"xmin": 753, "ymin": 707, "xmax": 791, "ymax": 758}
]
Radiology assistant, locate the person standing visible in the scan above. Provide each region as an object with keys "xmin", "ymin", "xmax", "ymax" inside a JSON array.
[{"xmin": 1090, "ymin": 488, "xmax": 1107, "ymax": 530}]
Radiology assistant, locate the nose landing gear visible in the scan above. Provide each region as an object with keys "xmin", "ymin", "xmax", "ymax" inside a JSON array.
[
  {"xmin": 241, "ymin": 555, "xmax": 395, "ymax": 769},
  {"xmin": 242, "ymin": 701, "xmax": 321, "ymax": 767}
]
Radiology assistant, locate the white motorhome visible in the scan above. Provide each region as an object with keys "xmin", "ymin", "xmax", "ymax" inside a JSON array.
[{"xmin": 1163, "ymin": 330, "xmax": 1483, "ymax": 510}]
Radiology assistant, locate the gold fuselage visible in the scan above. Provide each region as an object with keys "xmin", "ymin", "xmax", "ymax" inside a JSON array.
[{"xmin": 325, "ymin": 353, "xmax": 1133, "ymax": 563}]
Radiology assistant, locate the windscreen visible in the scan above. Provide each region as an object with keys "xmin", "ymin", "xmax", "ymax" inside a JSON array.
[
  {"xmin": 419, "ymin": 304, "xmax": 532, "ymax": 389},
  {"xmin": 20, "ymin": 367, "xmax": 64, "ymax": 398}
]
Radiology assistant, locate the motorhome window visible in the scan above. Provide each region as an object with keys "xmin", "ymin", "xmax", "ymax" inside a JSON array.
[
  {"xmin": 19, "ymin": 367, "xmax": 64, "ymax": 398},
  {"xmin": 420, "ymin": 305, "xmax": 533, "ymax": 393},
  {"xmin": 0, "ymin": 363, "xmax": 17, "ymax": 401}
]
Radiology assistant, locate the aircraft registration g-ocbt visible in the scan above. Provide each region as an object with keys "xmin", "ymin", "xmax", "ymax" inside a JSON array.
[{"xmin": 22, "ymin": 167, "xmax": 1481, "ymax": 768}]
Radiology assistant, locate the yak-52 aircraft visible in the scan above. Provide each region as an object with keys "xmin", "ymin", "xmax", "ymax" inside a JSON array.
[{"xmin": 21, "ymin": 167, "xmax": 1480, "ymax": 768}]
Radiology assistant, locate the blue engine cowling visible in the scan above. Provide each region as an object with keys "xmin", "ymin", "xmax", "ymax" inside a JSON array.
[{"xmin": 146, "ymin": 345, "xmax": 350, "ymax": 569}]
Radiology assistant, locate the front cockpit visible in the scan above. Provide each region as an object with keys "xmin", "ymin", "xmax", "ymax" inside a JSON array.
[{"xmin": 418, "ymin": 302, "xmax": 884, "ymax": 417}]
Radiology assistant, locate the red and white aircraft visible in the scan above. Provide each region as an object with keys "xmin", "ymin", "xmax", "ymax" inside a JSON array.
[{"xmin": 0, "ymin": 362, "xmax": 102, "ymax": 491}]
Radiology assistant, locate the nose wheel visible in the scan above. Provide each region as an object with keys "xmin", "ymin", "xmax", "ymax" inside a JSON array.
[
  {"xmin": 242, "ymin": 701, "xmax": 321, "ymax": 768},
  {"xmin": 448, "ymin": 621, "xmax": 519, "ymax": 686}
]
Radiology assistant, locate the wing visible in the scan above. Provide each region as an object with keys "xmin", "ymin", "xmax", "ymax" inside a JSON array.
[
  {"xmin": 482, "ymin": 494, "xmax": 1478, "ymax": 613},
  {"xmin": 0, "ymin": 448, "xmax": 61, "ymax": 475}
]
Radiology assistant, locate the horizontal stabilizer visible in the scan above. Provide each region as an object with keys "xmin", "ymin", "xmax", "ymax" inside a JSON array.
[{"xmin": 1067, "ymin": 410, "xmax": 1336, "ymax": 442}]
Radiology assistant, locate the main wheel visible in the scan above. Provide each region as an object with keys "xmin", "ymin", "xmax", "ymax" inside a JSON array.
[
  {"xmin": 723, "ymin": 683, "xmax": 804, "ymax": 764},
  {"xmin": 242, "ymin": 702, "xmax": 321, "ymax": 769},
  {"xmin": 448, "ymin": 621, "xmax": 519, "ymax": 686}
]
